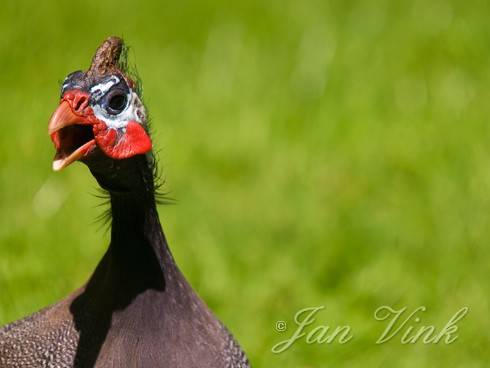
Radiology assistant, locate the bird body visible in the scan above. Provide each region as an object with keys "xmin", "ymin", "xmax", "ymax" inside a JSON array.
[{"xmin": 0, "ymin": 37, "xmax": 249, "ymax": 368}]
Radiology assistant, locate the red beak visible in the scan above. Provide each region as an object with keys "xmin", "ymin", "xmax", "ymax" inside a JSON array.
[{"xmin": 48, "ymin": 92, "xmax": 96, "ymax": 171}]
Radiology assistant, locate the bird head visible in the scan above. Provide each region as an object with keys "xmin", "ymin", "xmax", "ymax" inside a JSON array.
[{"xmin": 48, "ymin": 37, "xmax": 152, "ymax": 172}]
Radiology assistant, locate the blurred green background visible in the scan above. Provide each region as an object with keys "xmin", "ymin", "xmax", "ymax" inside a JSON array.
[{"xmin": 1, "ymin": 0, "xmax": 489, "ymax": 366}]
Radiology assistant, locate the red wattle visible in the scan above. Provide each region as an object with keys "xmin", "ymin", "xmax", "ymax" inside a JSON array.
[{"xmin": 95, "ymin": 121, "xmax": 152, "ymax": 159}]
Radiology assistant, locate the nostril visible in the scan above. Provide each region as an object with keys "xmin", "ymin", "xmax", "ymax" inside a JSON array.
[
  {"xmin": 62, "ymin": 91, "xmax": 90, "ymax": 114},
  {"xmin": 73, "ymin": 95, "xmax": 88, "ymax": 113}
]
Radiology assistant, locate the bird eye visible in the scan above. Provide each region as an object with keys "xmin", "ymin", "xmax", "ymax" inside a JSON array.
[{"xmin": 106, "ymin": 93, "xmax": 127, "ymax": 115}]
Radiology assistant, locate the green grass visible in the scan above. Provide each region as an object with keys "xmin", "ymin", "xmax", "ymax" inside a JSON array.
[{"xmin": 1, "ymin": 0, "xmax": 490, "ymax": 366}]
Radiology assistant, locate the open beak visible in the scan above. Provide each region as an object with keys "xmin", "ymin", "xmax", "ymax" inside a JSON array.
[{"xmin": 49, "ymin": 99, "xmax": 96, "ymax": 171}]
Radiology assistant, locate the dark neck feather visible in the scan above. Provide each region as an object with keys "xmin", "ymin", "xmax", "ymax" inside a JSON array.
[
  {"xmin": 108, "ymin": 189, "xmax": 175, "ymax": 283},
  {"xmin": 83, "ymin": 152, "xmax": 176, "ymax": 285},
  {"xmin": 71, "ymin": 154, "xmax": 218, "ymax": 366},
  {"xmin": 69, "ymin": 156, "xmax": 177, "ymax": 366}
]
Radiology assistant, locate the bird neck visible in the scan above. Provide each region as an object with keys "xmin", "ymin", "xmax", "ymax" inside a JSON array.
[
  {"xmin": 110, "ymin": 190, "xmax": 164, "ymax": 250},
  {"xmin": 69, "ymin": 173, "xmax": 177, "ymax": 364},
  {"xmin": 108, "ymin": 186, "xmax": 177, "ymax": 281},
  {"xmin": 83, "ymin": 153, "xmax": 179, "ymax": 289}
]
